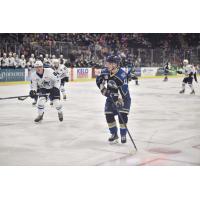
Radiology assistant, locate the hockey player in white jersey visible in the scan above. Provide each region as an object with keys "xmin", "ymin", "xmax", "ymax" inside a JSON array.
[
  {"xmin": 19, "ymin": 55, "xmax": 26, "ymax": 68},
  {"xmin": 8, "ymin": 52, "xmax": 15, "ymax": 69},
  {"xmin": 1, "ymin": 53, "xmax": 9, "ymax": 68},
  {"xmin": 39, "ymin": 54, "xmax": 44, "ymax": 62},
  {"xmin": 52, "ymin": 59, "xmax": 69, "ymax": 100},
  {"xmin": 43, "ymin": 54, "xmax": 51, "ymax": 68},
  {"xmin": 13, "ymin": 53, "xmax": 20, "ymax": 68},
  {"xmin": 59, "ymin": 54, "xmax": 66, "ymax": 65},
  {"xmin": 29, "ymin": 54, "xmax": 36, "ymax": 68},
  {"xmin": 29, "ymin": 60, "xmax": 63, "ymax": 122},
  {"xmin": 178, "ymin": 59, "xmax": 197, "ymax": 94}
]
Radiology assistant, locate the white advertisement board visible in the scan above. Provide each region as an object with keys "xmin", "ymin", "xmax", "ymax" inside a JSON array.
[
  {"xmin": 70, "ymin": 68, "xmax": 92, "ymax": 81},
  {"xmin": 141, "ymin": 67, "xmax": 158, "ymax": 77}
]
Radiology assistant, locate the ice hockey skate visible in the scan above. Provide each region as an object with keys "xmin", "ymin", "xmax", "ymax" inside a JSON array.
[
  {"xmin": 34, "ymin": 113, "xmax": 44, "ymax": 123},
  {"xmin": 190, "ymin": 90, "xmax": 195, "ymax": 95},
  {"xmin": 32, "ymin": 101, "xmax": 37, "ymax": 106},
  {"xmin": 108, "ymin": 133, "xmax": 119, "ymax": 143},
  {"xmin": 163, "ymin": 77, "xmax": 168, "ymax": 82},
  {"xmin": 58, "ymin": 112, "xmax": 63, "ymax": 121},
  {"xmin": 63, "ymin": 94, "xmax": 67, "ymax": 100},
  {"xmin": 179, "ymin": 89, "xmax": 185, "ymax": 94},
  {"xmin": 121, "ymin": 135, "xmax": 127, "ymax": 144}
]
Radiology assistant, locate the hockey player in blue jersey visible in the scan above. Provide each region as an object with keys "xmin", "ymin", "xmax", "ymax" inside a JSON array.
[
  {"xmin": 163, "ymin": 62, "xmax": 170, "ymax": 81},
  {"xmin": 127, "ymin": 67, "xmax": 139, "ymax": 85},
  {"xmin": 125, "ymin": 59, "xmax": 139, "ymax": 85},
  {"xmin": 96, "ymin": 55, "xmax": 131, "ymax": 144}
]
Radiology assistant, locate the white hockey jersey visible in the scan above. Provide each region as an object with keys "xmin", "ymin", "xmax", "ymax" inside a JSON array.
[
  {"xmin": 1, "ymin": 57, "xmax": 9, "ymax": 67},
  {"xmin": 19, "ymin": 59, "xmax": 26, "ymax": 68},
  {"xmin": 54, "ymin": 65, "xmax": 69, "ymax": 80},
  {"xmin": 182, "ymin": 64, "xmax": 195, "ymax": 77},
  {"xmin": 43, "ymin": 58, "xmax": 51, "ymax": 66},
  {"xmin": 8, "ymin": 57, "xmax": 15, "ymax": 67},
  {"xmin": 31, "ymin": 68, "xmax": 60, "ymax": 90},
  {"xmin": 14, "ymin": 57, "xmax": 21, "ymax": 68},
  {"xmin": 29, "ymin": 57, "xmax": 36, "ymax": 66}
]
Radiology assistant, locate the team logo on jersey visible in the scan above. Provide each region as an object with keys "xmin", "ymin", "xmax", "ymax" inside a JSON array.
[
  {"xmin": 121, "ymin": 72, "xmax": 126, "ymax": 78},
  {"xmin": 42, "ymin": 80, "xmax": 51, "ymax": 87}
]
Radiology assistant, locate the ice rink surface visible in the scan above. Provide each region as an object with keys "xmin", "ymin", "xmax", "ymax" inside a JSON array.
[{"xmin": 0, "ymin": 77, "xmax": 200, "ymax": 166}]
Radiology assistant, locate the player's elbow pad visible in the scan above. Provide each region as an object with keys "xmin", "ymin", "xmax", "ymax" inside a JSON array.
[{"xmin": 96, "ymin": 76, "xmax": 102, "ymax": 88}]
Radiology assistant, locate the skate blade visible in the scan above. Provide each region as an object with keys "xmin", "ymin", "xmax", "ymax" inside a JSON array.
[
  {"xmin": 34, "ymin": 119, "xmax": 43, "ymax": 123},
  {"xmin": 34, "ymin": 121, "xmax": 42, "ymax": 124},
  {"xmin": 109, "ymin": 139, "xmax": 119, "ymax": 145}
]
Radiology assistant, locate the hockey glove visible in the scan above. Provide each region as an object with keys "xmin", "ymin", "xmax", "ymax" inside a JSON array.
[
  {"xmin": 177, "ymin": 69, "xmax": 183, "ymax": 74},
  {"xmin": 65, "ymin": 77, "xmax": 69, "ymax": 82},
  {"xmin": 29, "ymin": 90, "xmax": 37, "ymax": 99},
  {"xmin": 101, "ymin": 87, "xmax": 111, "ymax": 97},
  {"xmin": 115, "ymin": 98, "xmax": 124, "ymax": 109}
]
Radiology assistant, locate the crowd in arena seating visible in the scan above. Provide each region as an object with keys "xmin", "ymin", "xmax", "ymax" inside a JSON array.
[
  {"xmin": 1, "ymin": 33, "xmax": 200, "ymax": 69},
  {"xmin": 0, "ymin": 52, "xmax": 68, "ymax": 69}
]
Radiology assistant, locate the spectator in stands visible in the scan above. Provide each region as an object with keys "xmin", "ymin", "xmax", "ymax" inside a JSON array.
[
  {"xmin": 19, "ymin": 55, "xmax": 26, "ymax": 68},
  {"xmin": 1, "ymin": 53, "xmax": 8, "ymax": 69},
  {"xmin": 28, "ymin": 53, "xmax": 36, "ymax": 69},
  {"xmin": 43, "ymin": 54, "xmax": 51, "ymax": 68},
  {"xmin": 8, "ymin": 52, "xmax": 15, "ymax": 69},
  {"xmin": 13, "ymin": 54, "xmax": 20, "ymax": 68}
]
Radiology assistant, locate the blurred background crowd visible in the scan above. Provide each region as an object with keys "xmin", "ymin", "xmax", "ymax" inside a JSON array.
[{"xmin": 1, "ymin": 33, "xmax": 200, "ymax": 69}]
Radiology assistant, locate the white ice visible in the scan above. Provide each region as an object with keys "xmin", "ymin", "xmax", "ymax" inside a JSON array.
[{"xmin": 0, "ymin": 77, "xmax": 200, "ymax": 165}]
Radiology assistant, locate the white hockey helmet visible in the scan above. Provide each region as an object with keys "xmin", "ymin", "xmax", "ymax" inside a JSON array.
[
  {"xmin": 34, "ymin": 60, "xmax": 43, "ymax": 68},
  {"xmin": 60, "ymin": 54, "xmax": 63, "ymax": 59},
  {"xmin": 183, "ymin": 59, "xmax": 189, "ymax": 65},
  {"xmin": 21, "ymin": 55, "xmax": 25, "ymax": 59},
  {"xmin": 52, "ymin": 55, "xmax": 56, "ymax": 59},
  {"xmin": 53, "ymin": 59, "xmax": 59, "ymax": 68},
  {"xmin": 9, "ymin": 52, "xmax": 12, "ymax": 57},
  {"xmin": 45, "ymin": 54, "xmax": 49, "ymax": 58},
  {"xmin": 31, "ymin": 53, "xmax": 34, "ymax": 58}
]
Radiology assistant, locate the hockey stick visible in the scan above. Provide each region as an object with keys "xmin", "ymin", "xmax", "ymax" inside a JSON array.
[
  {"xmin": 110, "ymin": 94, "xmax": 137, "ymax": 151},
  {"xmin": 18, "ymin": 96, "xmax": 30, "ymax": 101},
  {"xmin": 18, "ymin": 93, "xmax": 51, "ymax": 101},
  {"xmin": 0, "ymin": 95, "xmax": 30, "ymax": 101}
]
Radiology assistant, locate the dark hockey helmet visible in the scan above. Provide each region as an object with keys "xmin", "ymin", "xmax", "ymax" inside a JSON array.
[{"xmin": 106, "ymin": 55, "xmax": 120, "ymax": 64}]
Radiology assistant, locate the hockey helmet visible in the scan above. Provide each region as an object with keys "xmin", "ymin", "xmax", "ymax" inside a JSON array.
[
  {"xmin": 183, "ymin": 59, "xmax": 189, "ymax": 65},
  {"xmin": 34, "ymin": 60, "xmax": 43, "ymax": 68},
  {"xmin": 106, "ymin": 55, "xmax": 121, "ymax": 64},
  {"xmin": 53, "ymin": 59, "xmax": 59, "ymax": 68}
]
